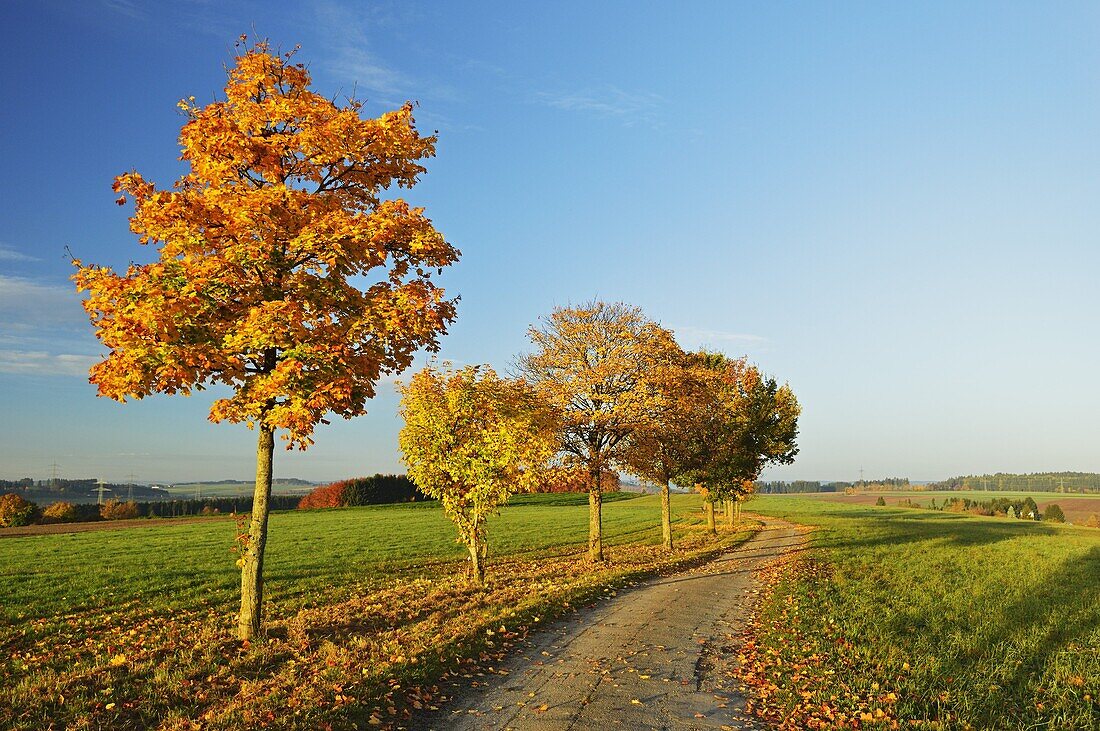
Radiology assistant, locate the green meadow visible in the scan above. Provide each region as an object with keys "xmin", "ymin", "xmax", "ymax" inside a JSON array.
[
  {"xmin": 0, "ymin": 491, "xmax": 659, "ymax": 625},
  {"xmin": 745, "ymin": 495, "xmax": 1100, "ymax": 729}
]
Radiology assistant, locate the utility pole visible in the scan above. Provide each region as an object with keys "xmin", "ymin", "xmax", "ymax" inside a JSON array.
[
  {"xmin": 95, "ymin": 478, "xmax": 109, "ymax": 505},
  {"xmin": 49, "ymin": 462, "xmax": 61, "ymax": 490},
  {"xmin": 127, "ymin": 472, "xmax": 136, "ymax": 502},
  {"xmin": 859, "ymin": 466, "xmax": 864, "ymax": 488}
]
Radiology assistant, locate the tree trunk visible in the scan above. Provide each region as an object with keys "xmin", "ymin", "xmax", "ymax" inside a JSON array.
[
  {"xmin": 588, "ymin": 454, "xmax": 604, "ymax": 562},
  {"xmin": 238, "ymin": 424, "xmax": 275, "ymax": 641},
  {"xmin": 726, "ymin": 499, "xmax": 734, "ymax": 528},
  {"xmin": 589, "ymin": 487, "xmax": 604, "ymax": 562},
  {"xmin": 735, "ymin": 501, "xmax": 742, "ymax": 528},
  {"xmin": 705, "ymin": 496, "xmax": 716, "ymax": 536},
  {"xmin": 468, "ymin": 524, "xmax": 484, "ymax": 587},
  {"xmin": 661, "ymin": 480, "xmax": 673, "ymax": 551}
]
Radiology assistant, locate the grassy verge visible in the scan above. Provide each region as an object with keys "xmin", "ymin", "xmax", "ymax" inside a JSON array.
[
  {"xmin": 1, "ymin": 492, "xmax": 753, "ymax": 729},
  {"xmin": 735, "ymin": 496, "xmax": 1100, "ymax": 730}
]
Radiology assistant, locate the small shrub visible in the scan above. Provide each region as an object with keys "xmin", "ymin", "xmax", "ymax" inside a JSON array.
[
  {"xmin": 875, "ymin": 496, "xmax": 886, "ymax": 506},
  {"xmin": 1085, "ymin": 513, "xmax": 1100, "ymax": 528},
  {"xmin": 42, "ymin": 501, "xmax": 79, "ymax": 523},
  {"xmin": 0, "ymin": 493, "xmax": 38, "ymax": 527},
  {"xmin": 100, "ymin": 499, "xmax": 140, "ymax": 521},
  {"xmin": 1043, "ymin": 504, "xmax": 1066, "ymax": 523},
  {"xmin": 297, "ymin": 483, "xmax": 347, "ymax": 510}
]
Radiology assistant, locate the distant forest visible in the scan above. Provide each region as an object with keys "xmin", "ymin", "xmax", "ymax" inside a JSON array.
[
  {"xmin": 755, "ymin": 477, "xmax": 911, "ymax": 494},
  {"xmin": 928, "ymin": 472, "xmax": 1100, "ymax": 494}
]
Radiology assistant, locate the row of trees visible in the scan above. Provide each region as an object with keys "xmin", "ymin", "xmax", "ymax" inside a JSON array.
[
  {"xmin": 69, "ymin": 41, "xmax": 798, "ymax": 639},
  {"xmin": 398, "ymin": 301, "xmax": 800, "ymax": 584}
]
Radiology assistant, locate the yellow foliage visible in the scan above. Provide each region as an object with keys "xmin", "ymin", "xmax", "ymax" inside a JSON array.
[
  {"xmin": 518, "ymin": 301, "xmax": 677, "ymax": 482},
  {"xmin": 398, "ymin": 364, "xmax": 558, "ymax": 580}
]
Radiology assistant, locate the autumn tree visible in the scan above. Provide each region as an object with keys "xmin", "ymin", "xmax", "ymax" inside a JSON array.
[
  {"xmin": 0, "ymin": 493, "xmax": 37, "ymax": 527},
  {"xmin": 728, "ymin": 368, "xmax": 800, "ymax": 526},
  {"xmin": 519, "ymin": 302, "xmax": 675, "ymax": 561},
  {"xmin": 398, "ymin": 364, "xmax": 557, "ymax": 585},
  {"xmin": 675, "ymin": 351, "xmax": 748, "ymax": 535},
  {"xmin": 620, "ymin": 343, "xmax": 711, "ymax": 551},
  {"xmin": 1043, "ymin": 503, "xmax": 1066, "ymax": 523},
  {"xmin": 72, "ymin": 40, "xmax": 459, "ymax": 640}
]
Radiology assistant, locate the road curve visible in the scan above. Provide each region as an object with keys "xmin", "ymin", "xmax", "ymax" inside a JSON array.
[{"xmin": 409, "ymin": 516, "xmax": 804, "ymax": 730}]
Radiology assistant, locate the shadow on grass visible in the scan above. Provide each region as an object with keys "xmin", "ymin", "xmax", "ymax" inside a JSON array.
[
  {"xmin": 994, "ymin": 544, "xmax": 1100, "ymax": 690},
  {"xmin": 809, "ymin": 509, "xmax": 1059, "ymax": 553},
  {"xmin": 780, "ymin": 504, "xmax": 1099, "ymax": 726}
]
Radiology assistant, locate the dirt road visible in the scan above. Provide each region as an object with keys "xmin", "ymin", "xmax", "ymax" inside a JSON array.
[{"xmin": 410, "ymin": 517, "xmax": 804, "ymax": 730}]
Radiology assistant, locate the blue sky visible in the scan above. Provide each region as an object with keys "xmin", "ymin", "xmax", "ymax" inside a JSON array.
[{"xmin": 1, "ymin": 1, "xmax": 1099, "ymax": 484}]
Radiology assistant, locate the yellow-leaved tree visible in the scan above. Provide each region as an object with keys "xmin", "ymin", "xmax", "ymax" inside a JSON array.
[
  {"xmin": 72, "ymin": 40, "xmax": 459, "ymax": 640},
  {"xmin": 518, "ymin": 302, "xmax": 677, "ymax": 562},
  {"xmin": 398, "ymin": 364, "xmax": 558, "ymax": 585}
]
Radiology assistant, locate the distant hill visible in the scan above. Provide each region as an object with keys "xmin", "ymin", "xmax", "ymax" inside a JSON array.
[
  {"xmin": 172, "ymin": 478, "xmax": 315, "ymax": 487},
  {"xmin": 928, "ymin": 472, "xmax": 1100, "ymax": 494},
  {"xmin": 164, "ymin": 478, "xmax": 317, "ymax": 498}
]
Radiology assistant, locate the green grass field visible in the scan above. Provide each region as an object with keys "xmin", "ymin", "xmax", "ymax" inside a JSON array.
[
  {"xmin": 1, "ymin": 491, "xmax": 672, "ymax": 625},
  {"xmin": 7, "ymin": 491, "xmax": 1099, "ymax": 729},
  {"xmin": 743, "ymin": 495, "xmax": 1100, "ymax": 729},
  {"xmin": 2, "ymin": 491, "xmax": 749, "ymax": 729}
]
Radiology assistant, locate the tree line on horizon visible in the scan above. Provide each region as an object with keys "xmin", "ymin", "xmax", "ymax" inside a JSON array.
[{"xmin": 928, "ymin": 471, "xmax": 1100, "ymax": 493}]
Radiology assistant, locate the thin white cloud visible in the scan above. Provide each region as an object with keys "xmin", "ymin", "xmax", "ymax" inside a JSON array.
[
  {"xmin": 0, "ymin": 275, "xmax": 85, "ymax": 329},
  {"xmin": 0, "ymin": 243, "xmax": 38, "ymax": 262},
  {"xmin": 534, "ymin": 86, "xmax": 666, "ymax": 127},
  {"xmin": 100, "ymin": 0, "xmax": 145, "ymax": 19},
  {"xmin": 672, "ymin": 325, "xmax": 768, "ymax": 349},
  {"xmin": 0, "ymin": 350, "xmax": 99, "ymax": 377},
  {"xmin": 0, "ymin": 276, "xmax": 99, "ymax": 377},
  {"xmin": 313, "ymin": 1, "xmax": 412, "ymax": 99}
]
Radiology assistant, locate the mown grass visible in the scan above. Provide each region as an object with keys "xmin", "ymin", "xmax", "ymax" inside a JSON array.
[
  {"xmin": 742, "ymin": 496, "xmax": 1100, "ymax": 730},
  {"xmin": 2, "ymin": 491, "xmax": 665, "ymax": 624},
  {"xmin": 1, "ymin": 492, "xmax": 751, "ymax": 729}
]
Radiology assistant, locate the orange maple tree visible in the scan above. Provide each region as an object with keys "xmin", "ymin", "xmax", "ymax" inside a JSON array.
[{"xmin": 73, "ymin": 39, "xmax": 459, "ymax": 639}]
